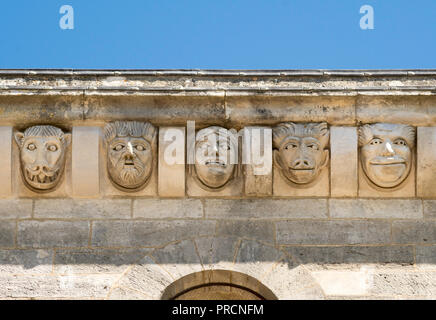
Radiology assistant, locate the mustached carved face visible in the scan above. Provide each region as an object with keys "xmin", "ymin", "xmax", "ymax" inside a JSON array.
[
  {"xmin": 107, "ymin": 137, "xmax": 153, "ymax": 190},
  {"xmin": 273, "ymin": 122, "xmax": 329, "ymax": 185},
  {"xmin": 14, "ymin": 126, "xmax": 71, "ymax": 192},
  {"xmin": 359, "ymin": 123, "xmax": 415, "ymax": 188},
  {"xmin": 194, "ymin": 127, "xmax": 238, "ymax": 190}
]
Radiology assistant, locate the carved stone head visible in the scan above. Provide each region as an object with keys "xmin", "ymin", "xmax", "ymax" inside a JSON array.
[
  {"xmin": 104, "ymin": 121, "xmax": 157, "ymax": 191},
  {"xmin": 14, "ymin": 125, "xmax": 71, "ymax": 192},
  {"xmin": 359, "ymin": 123, "xmax": 415, "ymax": 188},
  {"xmin": 273, "ymin": 122, "xmax": 329, "ymax": 185},
  {"xmin": 190, "ymin": 126, "xmax": 239, "ymax": 191}
]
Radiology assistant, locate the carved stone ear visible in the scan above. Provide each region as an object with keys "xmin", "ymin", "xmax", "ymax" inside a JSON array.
[
  {"xmin": 14, "ymin": 132, "xmax": 24, "ymax": 147},
  {"xmin": 63, "ymin": 133, "xmax": 72, "ymax": 147},
  {"xmin": 273, "ymin": 149, "xmax": 283, "ymax": 170},
  {"xmin": 320, "ymin": 149, "xmax": 329, "ymax": 169}
]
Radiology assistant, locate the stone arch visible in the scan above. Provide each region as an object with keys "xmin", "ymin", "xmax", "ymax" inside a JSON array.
[
  {"xmin": 108, "ymin": 236, "xmax": 325, "ymax": 300},
  {"xmin": 161, "ymin": 270, "xmax": 278, "ymax": 300}
]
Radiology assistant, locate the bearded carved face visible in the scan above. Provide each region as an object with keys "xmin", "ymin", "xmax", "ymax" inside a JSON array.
[
  {"xmin": 193, "ymin": 127, "xmax": 238, "ymax": 190},
  {"xmin": 273, "ymin": 122, "xmax": 329, "ymax": 185},
  {"xmin": 14, "ymin": 126, "xmax": 71, "ymax": 192},
  {"xmin": 104, "ymin": 121, "xmax": 157, "ymax": 191},
  {"xmin": 359, "ymin": 123, "xmax": 415, "ymax": 188}
]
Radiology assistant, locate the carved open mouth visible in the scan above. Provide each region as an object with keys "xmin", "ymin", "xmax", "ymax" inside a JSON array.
[
  {"xmin": 205, "ymin": 160, "xmax": 226, "ymax": 167},
  {"xmin": 289, "ymin": 168, "xmax": 314, "ymax": 172},
  {"xmin": 25, "ymin": 169, "xmax": 58, "ymax": 184},
  {"xmin": 124, "ymin": 160, "xmax": 135, "ymax": 166},
  {"xmin": 370, "ymin": 159, "xmax": 405, "ymax": 165}
]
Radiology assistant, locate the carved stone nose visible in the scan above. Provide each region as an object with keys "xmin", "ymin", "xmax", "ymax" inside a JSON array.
[
  {"xmin": 381, "ymin": 142, "xmax": 395, "ymax": 156},
  {"xmin": 293, "ymin": 159, "xmax": 311, "ymax": 168}
]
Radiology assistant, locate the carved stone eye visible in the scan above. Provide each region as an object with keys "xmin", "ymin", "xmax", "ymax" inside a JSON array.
[
  {"xmin": 27, "ymin": 143, "xmax": 36, "ymax": 151},
  {"xmin": 47, "ymin": 145, "xmax": 58, "ymax": 152},
  {"xmin": 370, "ymin": 138, "xmax": 383, "ymax": 145},
  {"xmin": 307, "ymin": 144, "xmax": 319, "ymax": 150},
  {"xmin": 136, "ymin": 145, "xmax": 145, "ymax": 151},
  {"xmin": 285, "ymin": 144, "xmax": 297, "ymax": 150},
  {"xmin": 394, "ymin": 139, "xmax": 407, "ymax": 146},
  {"xmin": 114, "ymin": 144, "xmax": 124, "ymax": 151}
]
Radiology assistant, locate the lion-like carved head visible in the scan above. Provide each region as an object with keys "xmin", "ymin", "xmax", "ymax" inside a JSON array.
[{"xmin": 14, "ymin": 125, "xmax": 71, "ymax": 192}]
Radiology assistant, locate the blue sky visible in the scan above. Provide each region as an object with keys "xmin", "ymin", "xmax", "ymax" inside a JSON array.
[{"xmin": 0, "ymin": 0, "xmax": 435, "ymax": 69}]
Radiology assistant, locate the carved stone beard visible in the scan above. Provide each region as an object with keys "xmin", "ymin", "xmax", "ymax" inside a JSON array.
[{"xmin": 108, "ymin": 155, "xmax": 151, "ymax": 190}]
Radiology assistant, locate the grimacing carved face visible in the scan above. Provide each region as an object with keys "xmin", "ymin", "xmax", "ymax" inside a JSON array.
[
  {"xmin": 273, "ymin": 123, "xmax": 329, "ymax": 185},
  {"xmin": 194, "ymin": 127, "xmax": 238, "ymax": 189},
  {"xmin": 14, "ymin": 126, "xmax": 71, "ymax": 191},
  {"xmin": 359, "ymin": 123, "xmax": 415, "ymax": 188},
  {"xmin": 105, "ymin": 121, "xmax": 156, "ymax": 191}
]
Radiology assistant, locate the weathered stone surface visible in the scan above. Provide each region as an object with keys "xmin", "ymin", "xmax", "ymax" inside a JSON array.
[
  {"xmin": 285, "ymin": 246, "xmax": 414, "ymax": 265},
  {"xmin": 329, "ymin": 199, "xmax": 423, "ymax": 219},
  {"xmin": 369, "ymin": 272, "xmax": 436, "ymax": 297},
  {"xmin": 0, "ymin": 222, "xmax": 15, "ymax": 248},
  {"xmin": 116, "ymin": 255, "xmax": 174, "ymax": 299},
  {"xmin": 0, "ymin": 274, "xmax": 118, "ymax": 299},
  {"xmin": 311, "ymin": 270, "xmax": 370, "ymax": 296},
  {"xmin": 243, "ymin": 127, "xmax": 272, "ymax": 196},
  {"xmin": 216, "ymin": 221, "xmax": 275, "ymax": 244},
  {"xmin": 194, "ymin": 236, "xmax": 240, "ymax": 270},
  {"xmin": 34, "ymin": 199, "xmax": 131, "ymax": 219},
  {"xmin": 0, "ymin": 126, "xmax": 12, "ymax": 198},
  {"xmin": 277, "ymin": 220, "xmax": 391, "ymax": 245},
  {"xmin": 0, "ymin": 250, "xmax": 52, "ymax": 274},
  {"xmin": 158, "ymin": 127, "xmax": 185, "ymax": 197},
  {"xmin": 18, "ymin": 221, "xmax": 90, "ymax": 248},
  {"xmin": 393, "ymin": 221, "xmax": 436, "ymax": 244},
  {"xmin": 205, "ymin": 199, "xmax": 327, "ymax": 219},
  {"xmin": 0, "ymin": 199, "xmax": 32, "ymax": 219},
  {"xmin": 54, "ymin": 248, "xmax": 151, "ymax": 274},
  {"xmin": 423, "ymin": 200, "xmax": 436, "ymax": 219},
  {"xmin": 416, "ymin": 246, "xmax": 436, "ymax": 269},
  {"xmin": 133, "ymin": 199, "xmax": 202, "ymax": 219},
  {"xmin": 151, "ymin": 240, "xmax": 203, "ymax": 280},
  {"xmin": 72, "ymin": 126, "xmax": 100, "ymax": 197},
  {"xmin": 330, "ymin": 126, "xmax": 358, "ymax": 197},
  {"xmin": 107, "ymin": 286, "xmax": 151, "ymax": 300},
  {"xmin": 417, "ymin": 127, "xmax": 436, "ymax": 197},
  {"xmin": 92, "ymin": 220, "xmax": 216, "ymax": 248}
]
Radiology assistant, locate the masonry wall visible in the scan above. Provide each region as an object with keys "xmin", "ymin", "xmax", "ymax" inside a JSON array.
[{"xmin": 0, "ymin": 70, "xmax": 436, "ymax": 300}]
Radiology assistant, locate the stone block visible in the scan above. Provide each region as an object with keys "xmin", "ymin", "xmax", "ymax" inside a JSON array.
[
  {"xmin": 0, "ymin": 126, "xmax": 12, "ymax": 197},
  {"xmin": 0, "ymin": 199, "xmax": 32, "ymax": 219},
  {"xmin": 0, "ymin": 222, "xmax": 15, "ymax": 248},
  {"xmin": 72, "ymin": 126, "xmax": 100, "ymax": 198},
  {"xmin": 417, "ymin": 127, "xmax": 436, "ymax": 197},
  {"xmin": 330, "ymin": 126, "xmax": 358, "ymax": 197},
  {"xmin": 416, "ymin": 246, "xmax": 436, "ymax": 269},
  {"xmin": 92, "ymin": 220, "xmax": 216, "ymax": 248},
  {"xmin": 133, "ymin": 199, "xmax": 203, "ymax": 219},
  {"xmin": 204, "ymin": 199, "xmax": 327, "ymax": 219},
  {"xmin": 54, "ymin": 248, "xmax": 151, "ymax": 274},
  {"xmin": 329, "ymin": 199, "xmax": 422, "ymax": 219},
  {"xmin": 277, "ymin": 220, "xmax": 391, "ymax": 245},
  {"xmin": 158, "ymin": 127, "xmax": 185, "ymax": 197},
  {"xmin": 284, "ymin": 246, "xmax": 414, "ymax": 265},
  {"xmin": 194, "ymin": 236, "xmax": 240, "ymax": 270},
  {"xmin": 423, "ymin": 201, "xmax": 436, "ymax": 218},
  {"xmin": 34, "ymin": 199, "xmax": 131, "ymax": 219},
  {"xmin": 216, "ymin": 220, "xmax": 275, "ymax": 244},
  {"xmin": 393, "ymin": 221, "xmax": 436, "ymax": 244},
  {"xmin": 242, "ymin": 127, "xmax": 272, "ymax": 196},
  {"xmin": 18, "ymin": 221, "xmax": 90, "ymax": 248}
]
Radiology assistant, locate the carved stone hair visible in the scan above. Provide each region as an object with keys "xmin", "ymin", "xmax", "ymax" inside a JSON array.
[
  {"xmin": 273, "ymin": 122, "xmax": 330, "ymax": 149},
  {"xmin": 15, "ymin": 125, "xmax": 70, "ymax": 147},
  {"xmin": 104, "ymin": 121, "xmax": 157, "ymax": 144},
  {"xmin": 358, "ymin": 123, "xmax": 416, "ymax": 148}
]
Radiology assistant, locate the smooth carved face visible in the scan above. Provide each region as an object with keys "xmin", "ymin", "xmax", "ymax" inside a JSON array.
[
  {"xmin": 107, "ymin": 136, "xmax": 153, "ymax": 190},
  {"xmin": 273, "ymin": 123, "xmax": 329, "ymax": 185},
  {"xmin": 359, "ymin": 123, "xmax": 415, "ymax": 188},
  {"xmin": 194, "ymin": 128, "xmax": 237, "ymax": 189},
  {"xmin": 14, "ymin": 126, "xmax": 70, "ymax": 191}
]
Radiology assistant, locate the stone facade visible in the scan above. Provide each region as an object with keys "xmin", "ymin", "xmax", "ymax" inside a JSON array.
[{"xmin": 0, "ymin": 70, "xmax": 436, "ymax": 299}]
